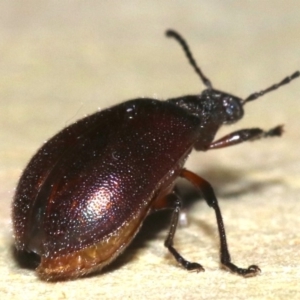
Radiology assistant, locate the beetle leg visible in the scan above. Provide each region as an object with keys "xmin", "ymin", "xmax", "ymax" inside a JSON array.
[
  {"xmin": 208, "ymin": 125, "xmax": 283, "ymax": 150},
  {"xmin": 180, "ymin": 169, "xmax": 261, "ymax": 277},
  {"xmin": 164, "ymin": 193, "xmax": 205, "ymax": 272}
]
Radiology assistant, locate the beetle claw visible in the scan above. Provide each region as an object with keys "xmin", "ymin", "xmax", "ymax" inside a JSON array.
[
  {"xmin": 222, "ymin": 263, "xmax": 261, "ymax": 277},
  {"xmin": 185, "ymin": 262, "xmax": 205, "ymax": 273}
]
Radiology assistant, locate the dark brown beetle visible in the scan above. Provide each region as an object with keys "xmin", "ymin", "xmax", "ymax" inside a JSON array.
[{"xmin": 12, "ymin": 29, "xmax": 299, "ymax": 281}]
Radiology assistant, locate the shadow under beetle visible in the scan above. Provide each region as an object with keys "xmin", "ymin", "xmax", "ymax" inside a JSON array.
[{"xmin": 12, "ymin": 29, "xmax": 300, "ymax": 281}]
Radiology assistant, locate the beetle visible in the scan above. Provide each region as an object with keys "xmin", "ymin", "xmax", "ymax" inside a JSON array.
[{"xmin": 12, "ymin": 29, "xmax": 299, "ymax": 281}]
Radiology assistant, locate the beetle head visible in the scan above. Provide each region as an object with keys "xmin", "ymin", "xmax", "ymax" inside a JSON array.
[{"xmin": 200, "ymin": 89, "xmax": 244, "ymax": 125}]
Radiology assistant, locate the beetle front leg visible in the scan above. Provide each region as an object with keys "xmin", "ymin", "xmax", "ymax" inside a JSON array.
[
  {"xmin": 208, "ymin": 125, "xmax": 283, "ymax": 150},
  {"xmin": 180, "ymin": 169, "xmax": 261, "ymax": 277},
  {"xmin": 163, "ymin": 193, "xmax": 205, "ymax": 272}
]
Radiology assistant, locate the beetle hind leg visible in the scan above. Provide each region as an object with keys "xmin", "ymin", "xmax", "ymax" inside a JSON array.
[
  {"xmin": 180, "ymin": 169, "xmax": 261, "ymax": 277},
  {"xmin": 163, "ymin": 193, "xmax": 204, "ymax": 272}
]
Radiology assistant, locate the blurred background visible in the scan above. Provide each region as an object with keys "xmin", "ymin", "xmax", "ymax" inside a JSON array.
[{"xmin": 0, "ymin": 1, "xmax": 300, "ymax": 299}]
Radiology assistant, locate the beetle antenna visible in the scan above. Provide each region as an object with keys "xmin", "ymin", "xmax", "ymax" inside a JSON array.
[
  {"xmin": 166, "ymin": 29, "xmax": 213, "ymax": 89},
  {"xmin": 243, "ymin": 71, "xmax": 300, "ymax": 104}
]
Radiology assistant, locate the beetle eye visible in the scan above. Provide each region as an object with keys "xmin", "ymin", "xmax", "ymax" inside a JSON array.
[
  {"xmin": 225, "ymin": 104, "xmax": 234, "ymax": 116},
  {"xmin": 223, "ymin": 97, "xmax": 243, "ymax": 124}
]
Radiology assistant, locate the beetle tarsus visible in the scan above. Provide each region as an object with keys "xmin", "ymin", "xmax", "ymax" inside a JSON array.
[
  {"xmin": 222, "ymin": 262, "xmax": 261, "ymax": 277},
  {"xmin": 263, "ymin": 125, "xmax": 283, "ymax": 137},
  {"xmin": 167, "ymin": 244, "xmax": 205, "ymax": 272},
  {"xmin": 184, "ymin": 261, "xmax": 204, "ymax": 272}
]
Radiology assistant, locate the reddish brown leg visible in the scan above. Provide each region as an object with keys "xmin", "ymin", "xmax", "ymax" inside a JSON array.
[
  {"xmin": 209, "ymin": 125, "xmax": 283, "ymax": 150},
  {"xmin": 181, "ymin": 169, "xmax": 260, "ymax": 277}
]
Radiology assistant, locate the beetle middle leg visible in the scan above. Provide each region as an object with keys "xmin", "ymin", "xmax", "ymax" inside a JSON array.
[
  {"xmin": 208, "ymin": 125, "xmax": 283, "ymax": 150},
  {"xmin": 161, "ymin": 193, "xmax": 205, "ymax": 272},
  {"xmin": 180, "ymin": 168, "xmax": 261, "ymax": 277}
]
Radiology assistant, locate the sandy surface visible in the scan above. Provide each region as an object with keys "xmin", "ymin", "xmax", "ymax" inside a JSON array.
[{"xmin": 1, "ymin": 1, "xmax": 300, "ymax": 299}]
